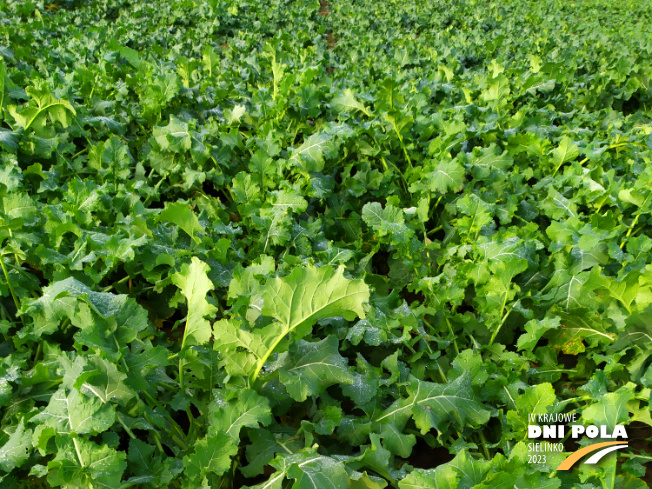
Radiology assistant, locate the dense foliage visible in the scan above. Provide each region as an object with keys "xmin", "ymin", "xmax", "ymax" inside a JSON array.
[{"xmin": 1, "ymin": 0, "xmax": 651, "ymax": 487}]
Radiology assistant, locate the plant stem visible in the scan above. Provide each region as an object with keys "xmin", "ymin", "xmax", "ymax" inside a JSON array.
[
  {"xmin": 117, "ymin": 413, "xmax": 137, "ymax": 439},
  {"xmin": 73, "ymin": 437, "xmax": 85, "ymax": 467},
  {"xmin": 0, "ymin": 254, "xmax": 22, "ymax": 324},
  {"xmin": 444, "ymin": 316, "xmax": 460, "ymax": 355},
  {"xmin": 489, "ymin": 303, "xmax": 512, "ymax": 346},
  {"xmin": 477, "ymin": 429, "xmax": 491, "ymax": 460},
  {"xmin": 620, "ymin": 193, "xmax": 650, "ymax": 249}
]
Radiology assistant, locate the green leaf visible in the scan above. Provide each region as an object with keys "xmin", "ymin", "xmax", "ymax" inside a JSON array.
[
  {"xmin": 213, "ymin": 319, "xmax": 264, "ymax": 376},
  {"xmin": 546, "ymin": 310, "xmax": 613, "ymax": 355},
  {"xmin": 8, "ymin": 84, "xmax": 75, "ymax": 135},
  {"xmin": 79, "ymin": 356, "xmax": 134, "ymax": 405},
  {"xmin": 208, "ymin": 389, "xmax": 271, "ymax": 442},
  {"xmin": 32, "ymin": 388, "xmax": 115, "ymax": 435},
  {"xmin": 517, "ymin": 317, "xmax": 561, "ymax": 353},
  {"xmin": 24, "ymin": 278, "xmax": 149, "ymax": 353},
  {"xmin": 582, "ymin": 385, "xmax": 635, "ymax": 431},
  {"xmin": 468, "ymin": 144, "xmax": 513, "ymax": 179},
  {"xmin": 375, "ymin": 374, "xmax": 490, "ymax": 447},
  {"xmin": 398, "ymin": 464, "xmax": 459, "ymax": 489},
  {"xmin": 152, "ymin": 116, "xmax": 191, "ymax": 153},
  {"xmin": 362, "ymin": 202, "xmax": 413, "ymax": 245},
  {"xmin": 289, "ymin": 132, "xmax": 336, "ymax": 172},
  {"xmin": 506, "ymin": 383, "xmax": 556, "ymax": 434},
  {"xmin": 278, "ymin": 335, "xmax": 353, "ymax": 401},
  {"xmin": 171, "ymin": 257, "xmax": 217, "ymax": 349},
  {"xmin": 242, "ymin": 428, "xmax": 303, "ymax": 478},
  {"xmin": 249, "ymin": 265, "xmax": 369, "ymax": 380},
  {"xmin": 261, "ymin": 451, "xmax": 349, "ymax": 489},
  {"xmin": 447, "ymin": 450, "xmax": 491, "ymax": 489},
  {"xmin": 0, "ymin": 420, "xmax": 32, "ymax": 473},
  {"xmin": 159, "ymin": 202, "xmax": 204, "ymax": 242},
  {"xmin": 426, "ymin": 159, "xmax": 465, "ymax": 194},
  {"xmin": 550, "ymin": 136, "xmax": 579, "ymax": 174},
  {"xmin": 47, "ymin": 437, "xmax": 126, "ymax": 489},
  {"xmin": 2, "ymin": 193, "xmax": 37, "ymax": 222},
  {"xmin": 331, "ymin": 89, "xmax": 370, "ymax": 116},
  {"xmin": 182, "ymin": 433, "xmax": 237, "ymax": 481},
  {"xmin": 226, "ymin": 104, "xmax": 247, "ymax": 125},
  {"xmin": 350, "ymin": 472, "xmax": 389, "ymax": 489}
]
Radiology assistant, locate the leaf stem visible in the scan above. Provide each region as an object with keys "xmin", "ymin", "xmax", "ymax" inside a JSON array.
[
  {"xmin": 620, "ymin": 192, "xmax": 651, "ymax": 249},
  {"xmin": 477, "ymin": 429, "xmax": 491, "ymax": 460},
  {"xmin": 117, "ymin": 413, "xmax": 137, "ymax": 439},
  {"xmin": 444, "ymin": 316, "xmax": 460, "ymax": 355},
  {"xmin": 488, "ymin": 303, "xmax": 512, "ymax": 346},
  {"xmin": 251, "ymin": 331, "xmax": 287, "ymax": 382},
  {"xmin": 73, "ymin": 437, "xmax": 85, "ymax": 468},
  {"xmin": 0, "ymin": 254, "xmax": 22, "ymax": 323}
]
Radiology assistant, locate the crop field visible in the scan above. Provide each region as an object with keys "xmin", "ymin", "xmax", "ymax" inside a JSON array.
[{"xmin": 1, "ymin": 0, "xmax": 652, "ymax": 487}]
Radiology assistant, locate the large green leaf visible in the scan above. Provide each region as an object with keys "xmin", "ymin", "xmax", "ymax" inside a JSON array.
[
  {"xmin": 208, "ymin": 389, "xmax": 271, "ymax": 441},
  {"xmin": 182, "ymin": 433, "xmax": 237, "ymax": 481},
  {"xmin": 398, "ymin": 464, "xmax": 459, "ymax": 489},
  {"xmin": 159, "ymin": 202, "xmax": 204, "ymax": 242},
  {"xmin": 288, "ymin": 131, "xmax": 337, "ymax": 172},
  {"xmin": 278, "ymin": 335, "xmax": 354, "ymax": 401},
  {"xmin": 0, "ymin": 420, "xmax": 32, "ymax": 473},
  {"xmin": 249, "ymin": 265, "xmax": 369, "ymax": 380},
  {"xmin": 47, "ymin": 438, "xmax": 126, "ymax": 489},
  {"xmin": 8, "ymin": 84, "xmax": 75, "ymax": 135},
  {"xmin": 375, "ymin": 374, "xmax": 490, "ymax": 447},
  {"xmin": 331, "ymin": 89, "xmax": 370, "ymax": 116},
  {"xmin": 32, "ymin": 388, "xmax": 115, "ymax": 435},
  {"xmin": 172, "ymin": 257, "xmax": 217, "ymax": 349}
]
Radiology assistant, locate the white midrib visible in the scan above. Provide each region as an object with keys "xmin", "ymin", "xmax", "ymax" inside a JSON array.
[
  {"xmin": 225, "ymin": 407, "xmax": 259, "ymax": 436},
  {"xmin": 286, "ymin": 361, "xmax": 338, "ymax": 372},
  {"xmin": 375, "ymin": 392, "xmax": 472, "ymax": 423},
  {"xmin": 251, "ymin": 285, "xmax": 366, "ymax": 381},
  {"xmin": 291, "ymin": 138, "xmax": 327, "ymax": 161},
  {"xmin": 258, "ymin": 457, "xmax": 321, "ymax": 489}
]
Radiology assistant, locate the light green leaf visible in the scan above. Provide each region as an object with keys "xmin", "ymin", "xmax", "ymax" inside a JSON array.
[
  {"xmin": 332, "ymin": 89, "xmax": 370, "ymax": 116},
  {"xmin": 289, "ymin": 132, "xmax": 336, "ymax": 172},
  {"xmin": 362, "ymin": 202, "xmax": 413, "ymax": 245},
  {"xmin": 447, "ymin": 450, "xmax": 491, "ymax": 489},
  {"xmin": 251, "ymin": 265, "xmax": 369, "ymax": 380},
  {"xmin": 427, "ymin": 159, "xmax": 465, "ymax": 193},
  {"xmin": 213, "ymin": 319, "xmax": 264, "ymax": 376},
  {"xmin": 551, "ymin": 136, "xmax": 579, "ymax": 174},
  {"xmin": 506, "ymin": 383, "xmax": 556, "ymax": 433},
  {"xmin": 278, "ymin": 336, "xmax": 353, "ymax": 401},
  {"xmin": 47, "ymin": 437, "xmax": 126, "ymax": 489},
  {"xmin": 517, "ymin": 317, "xmax": 561, "ymax": 352},
  {"xmin": 8, "ymin": 84, "xmax": 75, "ymax": 134},
  {"xmin": 0, "ymin": 420, "xmax": 32, "ymax": 473},
  {"xmin": 182, "ymin": 433, "xmax": 237, "ymax": 480},
  {"xmin": 1, "ymin": 193, "xmax": 37, "ymax": 222},
  {"xmin": 375, "ymin": 373, "xmax": 490, "ymax": 442},
  {"xmin": 546, "ymin": 310, "xmax": 613, "ymax": 355},
  {"xmin": 32, "ymin": 388, "xmax": 115, "ymax": 435},
  {"xmin": 209, "ymin": 389, "xmax": 271, "ymax": 442},
  {"xmin": 582, "ymin": 385, "xmax": 635, "ymax": 431},
  {"xmin": 226, "ymin": 104, "xmax": 247, "ymax": 124},
  {"xmin": 398, "ymin": 464, "xmax": 459, "ymax": 489},
  {"xmin": 79, "ymin": 356, "xmax": 134, "ymax": 405},
  {"xmin": 171, "ymin": 257, "xmax": 217, "ymax": 349},
  {"xmin": 468, "ymin": 144, "xmax": 513, "ymax": 178},
  {"xmin": 159, "ymin": 202, "xmax": 204, "ymax": 242},
  {"xmin": 285, "ymin": 452, "xmax": 349, "ymax": 489}
]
